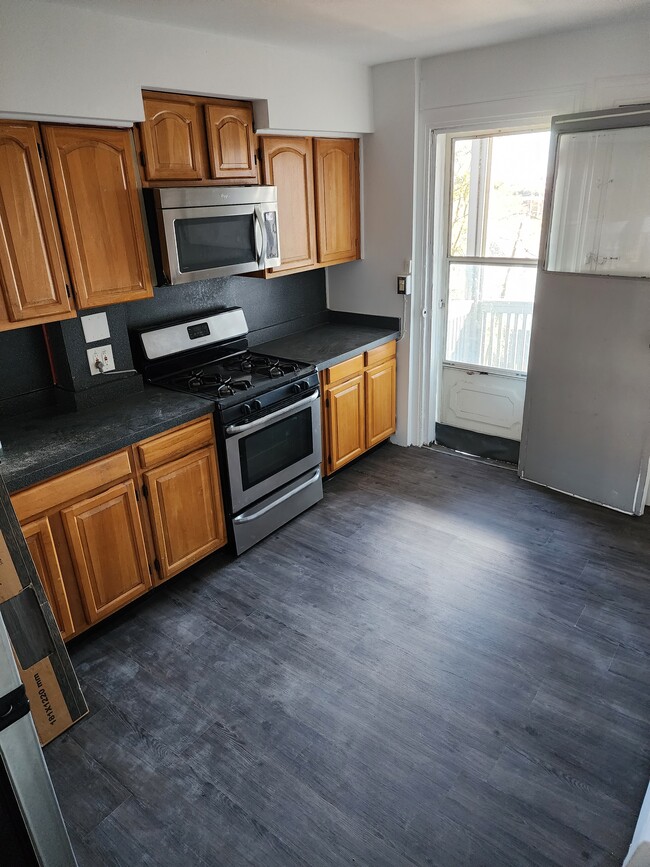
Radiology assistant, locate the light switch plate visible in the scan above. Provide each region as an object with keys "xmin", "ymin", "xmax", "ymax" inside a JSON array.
[{"xmin": 81, "ymin": 312, "xmax": 110, "ymax": 344}]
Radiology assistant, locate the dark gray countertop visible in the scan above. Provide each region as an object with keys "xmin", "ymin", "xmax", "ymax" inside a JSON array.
[
  {"xmin": 251, "ymin": 318, "xmax": 400, "ymax": 370},
  {"xmin": 0, "ymin": 387, "xmax": 214, "ymax": 493}
]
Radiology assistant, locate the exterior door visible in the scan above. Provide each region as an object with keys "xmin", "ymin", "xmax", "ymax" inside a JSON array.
[
  {"xmin": 520, "ymin": 108, "xmax": 650, "ymax": 514},
  {"xmin": 437, "ymin": 130, "xmax": 550, "ymax": 457}
]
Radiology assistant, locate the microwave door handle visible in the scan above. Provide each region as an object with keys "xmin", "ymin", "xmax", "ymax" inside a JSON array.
[{"xmin": 254, "ymin": 206, "xmax": 267, "ymax": 266}]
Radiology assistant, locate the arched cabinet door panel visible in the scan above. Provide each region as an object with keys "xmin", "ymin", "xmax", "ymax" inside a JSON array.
[
  {"xmin": 0, "ymin": 121, "xmax": 72, "ymax": 325},
  {"xmin": 261, "ymin": 136, "xmax": 317, "ymax": 273},
  {"xmin": 314, "ymin": 138, "xmax": 360, "ymax": 265},
  {"xmin": 205, "ymin": 102, "xmax": 259, "ymax": 181},
  {"xmin": 140, "ymin": 93, "xmax": 206, "ymax": 181},
  {"xmin": 43, "ymin": 125, "xmax": 153, "ymax": 309}
]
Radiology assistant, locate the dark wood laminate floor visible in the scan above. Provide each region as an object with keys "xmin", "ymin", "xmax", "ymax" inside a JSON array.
[{"xmin": 45, "ymin": 444, "xmax": 650, "ymax": 866}]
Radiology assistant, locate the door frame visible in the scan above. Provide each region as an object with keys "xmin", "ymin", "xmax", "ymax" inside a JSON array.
[{"xmin": 412, "ymin": 89, "xmax": 583, "ymax": 448}]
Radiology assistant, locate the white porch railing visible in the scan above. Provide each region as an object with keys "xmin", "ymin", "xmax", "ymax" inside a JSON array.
[{"xmin": 446, "ymin": 300, "xmax": 534, "ymax": 373}]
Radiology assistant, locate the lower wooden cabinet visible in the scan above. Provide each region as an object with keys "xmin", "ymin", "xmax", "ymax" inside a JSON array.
[
  {"xmin": 143, "ymin": 446, "xmax": 227, "ymax": 580},
  {"xmin": 11, "ymin": 415, "xmax": 227, "ymax": 639},
  {"xmin": 325, "ymin": 374, "xmax": 366, "ymax": 472},
  {"xmin": 322, "ymin": 341, "xmax": 397, "ymax": 476},
  {"xmin": 62, "ymin": 480, "xmax": 151, "ymax": 624},
  {"xmin": 22, "ymin": 516, "xmax": 75, "ymax": 639}
]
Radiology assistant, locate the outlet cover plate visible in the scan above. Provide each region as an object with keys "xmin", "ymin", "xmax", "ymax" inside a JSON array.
[{"xmin": 87, "ymin": 344, "xmax": 115, "ymax": 376}]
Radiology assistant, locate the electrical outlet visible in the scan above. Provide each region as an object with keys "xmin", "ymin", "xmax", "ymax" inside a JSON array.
[{"xmin": 87, "ymin": 344, "xmax": 115, "ymax": 375}]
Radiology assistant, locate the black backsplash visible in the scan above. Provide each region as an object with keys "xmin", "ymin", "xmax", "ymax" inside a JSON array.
[
  {"xmin": 124, "ymin": 270, "xmax": 327, "ymax": 335},
  {"xmin": 0, "ymin": 328, "xmax": 53, "ymax": 403},
  {"xmin": 0, "ymin": 270, "xmax": 327, "ymax": 412}
]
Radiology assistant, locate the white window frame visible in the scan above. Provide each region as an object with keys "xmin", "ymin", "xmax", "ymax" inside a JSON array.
[{"xmin": 441, "ymin": 127, "xmax": 549, "ymax": 379}]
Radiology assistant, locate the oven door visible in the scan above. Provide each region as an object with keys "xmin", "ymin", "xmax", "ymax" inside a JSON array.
[
  {"xmin": 159, "ymin": 203, "xmax": 280, "ymax": 285},
  {"xmin": 224, "ymin": 389, "xmax": 321, "ymax": 514}
]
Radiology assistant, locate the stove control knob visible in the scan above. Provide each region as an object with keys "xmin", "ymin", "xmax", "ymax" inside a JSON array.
[
  {"xmin": 241, "ymin": 403, "xmax": 252, "ymax": 415},
  {"xmin": 289, "ymin": 383, "xmax": 302, "ymax": 394},
  {"xmin": 300, "ymin": 380, "xmax": 310, "ymax": 391},
  {"xmin": 251, "ymin": 399, "xmax": 262, "ymax": 411}
]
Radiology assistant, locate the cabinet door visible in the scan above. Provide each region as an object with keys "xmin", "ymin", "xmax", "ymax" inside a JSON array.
[
  {"xmin": 62, "ymin": 480, "xmax": 151, "ymax": 624},
  {"xmin": 0, "ymin": 121, "xmax": 72, "ymax": 324},
  {"xmin": 144, "ymin": 446, "xmax": 227, "ymax": 580},
  {"xmin": 326, "ymin": 374, "xmax": 365, "ymax": 473},
  {"xmin": 140, "ymin": 94, "xmax": 206, "ymax": 181},
  {"xmin": 205, "ymin": 102, "xmax": 258, "ymax": 181},
  {"xmin": 43, "ymin": 125, "xmax": 153, "ymax": 309},
  {"xmin": 314, "ymin": 138, "xmax": 360, "ymax": 265},
  {"xmin": 22, "ymin": 516, "xmax": 75, "ymax": 640},
  {"xmin": 365, "ymin": 358, "xmax": 396, "ymax": 449},
  {"xmin": 261, "ymin": 137, "xmax": 317, "ymax": 273}
]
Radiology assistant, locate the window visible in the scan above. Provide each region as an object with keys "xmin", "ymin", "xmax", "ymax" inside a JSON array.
[{"xmin": 444, "ymin": 130, "xmax": 550, "ymax": 374}]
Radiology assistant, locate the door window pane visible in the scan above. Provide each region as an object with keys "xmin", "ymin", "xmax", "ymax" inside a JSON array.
[
  {"xmin": 449, "ymin": 132, "xmax": 550, "ymax": 259},
  {"xmin": 547, "ymin": 126, "xmax": 650, "ymax": 277},
  {"xmin": 446, "ymin": 264, "xmax": 537, "ymax": 372}
]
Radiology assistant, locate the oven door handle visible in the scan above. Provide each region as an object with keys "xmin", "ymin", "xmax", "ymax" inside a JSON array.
[
  {"xmin": 225, "ymin": 388, "xmax": 319, "ymax": 435},
  {"xmin": 233, "ymin": 469, "xmax": 321, "ymax": 524}
]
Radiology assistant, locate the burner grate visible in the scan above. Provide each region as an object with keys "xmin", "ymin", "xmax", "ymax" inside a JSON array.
[{"xmin": 173, "ymin": 368, "xmax": 252, "ymax": 395}]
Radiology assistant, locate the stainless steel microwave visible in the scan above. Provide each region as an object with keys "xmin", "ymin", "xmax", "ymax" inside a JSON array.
[{"xmin": 152, "ymin": 186, "xmax": 281, "ymax": 284}]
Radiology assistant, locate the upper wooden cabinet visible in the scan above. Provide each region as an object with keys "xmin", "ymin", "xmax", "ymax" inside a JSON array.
[
  {"xmin": 43, "ymin": 125, "xmax": 153, "ymax": 309},
  {"xmin": 261, "ymin": 137, "xmax": 317, "ymax": 274},
  {"xmin": 140, "ymin": 92, "xmax": 206, "ymax": 182},
  {"xmin": 205, "ymin": 101, "xmax": 258, "ymax": 181},
  {"xmin": 137, "ymin": 93, "xmax": 259, "ymax": 185},
  {"xmin": 0, "ymin": 121, "xmax": 73, "ymax": 330},
  {"xmin": 258, "ymin": 135, "xmax": 360, "ymax": 276},
  {"xmin": 314, "ymin": 138, "xmax": 360, "ymax": 266}
]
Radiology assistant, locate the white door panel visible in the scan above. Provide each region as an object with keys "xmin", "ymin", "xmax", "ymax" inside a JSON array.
[{"xmin": 441, "ymin": 367, "xmax": 526, "ymax": 440}]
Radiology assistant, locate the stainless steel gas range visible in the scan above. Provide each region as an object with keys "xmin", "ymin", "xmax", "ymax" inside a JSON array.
[{"xmin": 132, "ymin": 308, "xmax": 323, "ymax": 554}]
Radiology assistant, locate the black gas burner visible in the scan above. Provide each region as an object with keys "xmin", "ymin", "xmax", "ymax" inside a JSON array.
[
  {"xmin": 225, "ymin": 352, "xmax": 301, "ymax": 379},
  {"xmin": 174, "ymin": 368, "xmax": 252, "ymax": 396}
]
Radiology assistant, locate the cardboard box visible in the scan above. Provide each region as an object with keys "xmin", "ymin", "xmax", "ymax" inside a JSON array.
[{"xmin": 0, "ymin": 475, "xmax": 86, "ymax": 745}]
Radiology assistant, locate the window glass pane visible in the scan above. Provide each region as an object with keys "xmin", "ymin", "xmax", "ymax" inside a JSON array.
[
  {"xmin": 547, "ymin": 126, "xmax": 650, "ymax": 277},
  {"xmin": 449, "ymin": 132, "xmax": 550, "ymax": 259},
  {"xmin": 449, "ymin": 139, "xmax": 474, "ymax": 257},
  {"xmin": 446, "ymin": 263, "xmax": 537, "ymax": 372},
  {"xmin": 483, "ymin": 132, "xmax": 549, "ymax": 259}
]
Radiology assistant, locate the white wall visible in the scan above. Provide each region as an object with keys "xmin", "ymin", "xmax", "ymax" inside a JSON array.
[
  {"xmin": 327, "ymin": 59, "xmax": 419, "ymax": 446},
  {"xmin": 0, "ymin": 0, "xmax": 373, "ymax": 133},
  {"xmin": 329, "ymin": 14, "xmax": 650, "ymax": 447}
]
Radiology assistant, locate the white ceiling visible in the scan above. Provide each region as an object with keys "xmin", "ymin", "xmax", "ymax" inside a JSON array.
[{"xmin": 55, "ymin": 0, "xmax": 650, "ymax": 65}]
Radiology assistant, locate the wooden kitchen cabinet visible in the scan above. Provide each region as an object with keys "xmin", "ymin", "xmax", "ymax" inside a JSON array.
[
  {"xmin": 0, "ymin": 121, "xmax": 74, "ymax": 331},
  {"xmin": 260, "ymin": 136, "xmax": 317, "ymax": 274},
  {"xmin": 140, "ymin": 92, "xmax": 206, "ymax": 182},
  {"xmin": 137, "ymin": 93, "xmax": 259, "ymax": 185},
  {"xmin": 42, "ymin": 125, "xmax": 153, "ymax": 309},
  {"xmin": 62, "ymin": 480, "xmax": 151, "ymax": 624},
  {"xmin": 258, "ymin": 135, "xmax": 360, "ymax": 277},
  {"xmin": 11, "ymin": 415, "xmax": 227, "ymax": 640},
  {"xmin": 325, "ymin": 373, "xmax": 366, "ymax": 472},
  {"xmin": 313, "ymin": 138, "xmax": 360, "ymax": 266},
  {"xmin": 205, "ymin": 101, "xmax": 258, "ymax": 182},
  {"xmin": 138, "ymin": 419, "xmax": 227, "ymax": 580},
  {"xmin": 22, "ymin": 516, "xmax": 75, "ymax": 640},
  {"xmin": 322, "ymin": 340, "xmax": 396, "ymax": 476}
]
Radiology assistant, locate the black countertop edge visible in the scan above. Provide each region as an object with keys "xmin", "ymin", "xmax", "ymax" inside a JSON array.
[{"xmin": 0, "ymin": 387, "xmax": 215, "ymax": 494}]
